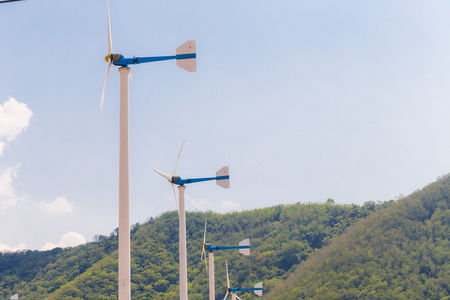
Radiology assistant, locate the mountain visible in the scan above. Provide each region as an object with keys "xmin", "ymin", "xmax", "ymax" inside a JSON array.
[
  {"xmin": 0, "ymin": 199, "xmax": 377, "ymax": 299},
  {"xmin": 266, "ymin": 174, "xmax": 450, "ymax": 300}
]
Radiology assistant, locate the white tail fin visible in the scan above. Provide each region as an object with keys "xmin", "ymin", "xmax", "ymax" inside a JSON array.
[
  {"xmin": 239, "ymin": 238, "xmax": 250, "ymax": 256},
  {"xmin": 216, "ymin": 166, "xmax": 230, "ymax": 189},
  {"xmin": 176, "ymin": 40, "xmax": 196, "ymax": 72},
  {"xmin": 254, "ymin": 282, "xmax": 263, "ymax": 296}
]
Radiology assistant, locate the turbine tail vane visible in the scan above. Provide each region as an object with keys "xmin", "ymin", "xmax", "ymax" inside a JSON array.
[
  {"xmin": 216, "ymin": 166, "xmax": 230, "ymax": 189},
  {"xmin": 176, "ymin": 40, "xmax": 196, "ymax": 72},
  {"xmin": 254, "ymin": 282, "xmax": 263, "ymax": 297},
  {"xmin": 239, "ymin": 238, "xmax": 250, "ymax": 256}
]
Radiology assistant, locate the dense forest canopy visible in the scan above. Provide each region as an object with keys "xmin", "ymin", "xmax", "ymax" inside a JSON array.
[
  {"xmin": 0, "ymin": 200, "xmax": 377, "ymax": 299},
  {"xmin": 267, "ymin": 175, "xmax": 450, "ymax": 300},
  {"xmin": 1, "ymin": 174, "xmax": 449, "ymax": 299}
]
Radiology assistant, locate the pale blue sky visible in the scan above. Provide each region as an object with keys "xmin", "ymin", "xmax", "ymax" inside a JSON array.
[{"xmin": 1, "ymin": 0, "xmax": 450, "ymax": 250}]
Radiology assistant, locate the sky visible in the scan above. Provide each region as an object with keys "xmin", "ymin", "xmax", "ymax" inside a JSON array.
[{"xmin": 1, "ymin": 0, "xmax": 450, "ymax": 251}]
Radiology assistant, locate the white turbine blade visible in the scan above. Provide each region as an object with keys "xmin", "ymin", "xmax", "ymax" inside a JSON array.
[
  {"xmin": 204, "ymin": 251, "xmax": 208, "ymax": 269},
  {"xmin": 202, "ymin": 212, "xmax": 208, "ymax": 268},
  {"xmin": 100, "ymin": 62, "xmax": 111, "ymax": 110},
  {"xmin": 223, "ymin": 291, "xmax": 229, "ymax": 300},
  {"xmin": 203, "ymin": 212, "xmax": 208, "ymax": 245},
  {"xmin": 216, "ymin": 166, "xmax": 230, "ymax": 189},
  {"xmin": 225, "ymin": 260, "xmax": 230, "ymax": 289},
  {"xmin": 106, "ymin": 0, "xmax": 112, "ymax": 54},
  {"xmin": 200, "ymin": 245, "xmax": 204, "ymax": 260},
  {"xmin": 238, "ymin": 238, "xmax": 250, "ymax": 256},
  {"xmin": 254, "ymin": 282, "xmax": 263, "ymax": 297},
  {"xmin": 154, "ymin": 169, "xmax": 172, "ymax": 182},
  {"xmin": 171, "ymin": 183, "xmax": 179, "ymax": 213},
  {"xmin": 172, "ymin": 141, "xmax": 185, "ymax": 176},
  {"xmin": 235, "ymin": 295, "xmax": 242, "ymax": 300}
]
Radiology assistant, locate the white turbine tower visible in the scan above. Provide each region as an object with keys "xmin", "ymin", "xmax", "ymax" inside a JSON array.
[
  {"xmin": 200, "ymin": 213, "xmax": 250, "ymax": 300},
  {"xmin": 223, "ymin": 260, "xmax": 263, "ymax": 300},
  {"xmin": 102, "ymin": 2, "xmax": 196, "ymax": 300},
  {"xmin": 155, "ymin": 142, "xmax": 230, "ymax": 300}
]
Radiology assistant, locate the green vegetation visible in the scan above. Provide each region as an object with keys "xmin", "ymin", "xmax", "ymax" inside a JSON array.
[
  {"xmin": 0, "ymin": 199, "xmax": 375, "ymax": 299},
  {"xmin": 2, "ymin": 174, "xmax": 449, "ymax": 299},
  {"xmin": 266, "ymin": 175, "xmax": 450, "ymax": 300}
]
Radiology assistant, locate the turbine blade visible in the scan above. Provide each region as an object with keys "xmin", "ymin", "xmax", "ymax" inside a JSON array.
[
  {"xmin": 171, "ymin": 183, "xmax": 179, "ymax": 214},
  {"xmin": 225, "ymin": 259, "xmax": 230, "ymax": 289},
  {"xmin": 223, "ymin": 291, "xmax": 229, "ymax": 300},
  {"xmin": 204, "ymin": 251, "xmax": 208, "ymax": 269},
  {"xmin": 172, "ymin": 141, "xmax": 185, "ymax": 176},
  {"xmin": 203, "ymin": 212, "xmax": 208, "ymax": 245},
  {"xmin": 106, "ymin": 0, "xmax": 113, "ymax": 54},
  {"xmin": 154, "ymin": 169, "xmax": 172, "ymax": 182},
  {"xmin": 235, "ymin": 295, "xmax": 242, "ymax": 300},
  {"xmin": 100, "ymin": 62, "xmax": 111, "ymax": 110}
]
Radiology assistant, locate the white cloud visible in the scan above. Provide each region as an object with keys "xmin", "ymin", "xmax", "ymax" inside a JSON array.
[
  {"xmin": 40, "ymin": 231, "xmax": 86, "ymax": 251},
  {"xmin": 186, "ymin": 195, "xmax": 208, "ymax": 210},
  {"xmin": 0, "ymin": 242, "xmax": 26, "ymax": 252},
  {"xmin": 0, "ymin": 97, "xmax": 33, "ymax": 156},
  {"xmin": 220, "ymin": 200, "xmax": 241, "ymax": 211},
  {"xmin": 0, "ymin": 165, "xmax": 22, "ymax": 213},
  {"xmin": 186, "ymin": 195, "xmax": 241, "ymax": 213},
  {"xmin": 39, "ymin": 197, "xmax": 75, "ymax": 214}
]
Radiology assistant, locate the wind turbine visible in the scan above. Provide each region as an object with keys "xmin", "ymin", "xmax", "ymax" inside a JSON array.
[
  {"xmin": 200, "ymin": 213, "xmax": 250, "ymax": 300},
  {"xmin": 102, "ymin": 1, "xmax": 196, "ymax": 300},
  {"xmin": 154, "ymin": 141, "xmax": 230, "ymax": 300},
  {"xmin": 224, "ymin": 260, "xmax": 263, "ymax": 300}
]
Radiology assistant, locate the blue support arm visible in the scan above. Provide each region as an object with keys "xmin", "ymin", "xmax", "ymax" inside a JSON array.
[
  {"xmin": 113, "ymin": 53, "xmax": 196, "ymax": 67},
  {"xmin": 230, "ymin": 287, "xmax": 263, "ymax": 293},
  {"xmin": 204, "ymin": 244, "xmax": 250, "ymax": 252},
  {"xmin": 174, "ymin": 175, "xmax": 230, "ymax": 186}
]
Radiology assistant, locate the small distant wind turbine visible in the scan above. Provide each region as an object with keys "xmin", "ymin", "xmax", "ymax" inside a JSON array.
[
  {"xmin": 155, "ymin": 141, "xmax": 230, "ymax": 300},
  {"xmin": 200, "ymin": 213, "xmax": 250, "ymax": 300},
  {"xmin": 223, "ymin": 260, "xmax": 263, "ymax": 300},
  {"xmin": 102, "ymin": 1, "xmax": 196, "ymax": 300}
]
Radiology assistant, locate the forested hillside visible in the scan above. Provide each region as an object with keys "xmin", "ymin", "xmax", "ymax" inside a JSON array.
[
  {"xmin": 266, "ymin": 175, "xmax": 450, "ymax": 300},
  {"xmin": 0, "ymin": 200, "xmax": 377, "ymax": 299}
]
